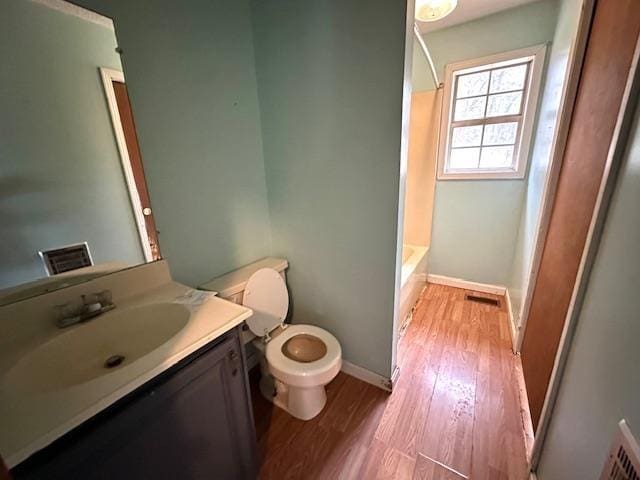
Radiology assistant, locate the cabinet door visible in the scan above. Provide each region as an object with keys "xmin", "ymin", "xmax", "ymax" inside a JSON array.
[{"xmin": 14, "ymin": 330, "xmax": 258, "ymax": 480}]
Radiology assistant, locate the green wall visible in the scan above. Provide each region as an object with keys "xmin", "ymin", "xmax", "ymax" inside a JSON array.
[
  {"xmin": 250, "ymin": 0, "xmax": 408, "ymax": 377},
  {"xmin": 417, "ymin": 0, "xmax": 559, "ymax": 286},
  {"xmin": 75, "ymin": 0, "xmax": 272, "ymax": 286},
  {"xmin": 537, "ymin": 99, "xmax": 640, "ymax": 480},
  {"xmin": 413, "ymin": 0, "xmax": 560, "ymax": 91},
  {"xmin": 53, "ymin": 0, "xmax": 561, "ymax": 377},
  {"xmin": 0, "ymin": 0, "xmax": 143, "ymax": 289},
  {"xmin": 507, "ymin": 0, "xmax": 584, "ymax": 327}
]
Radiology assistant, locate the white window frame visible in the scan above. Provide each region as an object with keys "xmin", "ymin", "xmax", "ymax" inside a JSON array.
[{"xmin": 437, "ymin": 44, "xmax": 547, "ymax": 180}]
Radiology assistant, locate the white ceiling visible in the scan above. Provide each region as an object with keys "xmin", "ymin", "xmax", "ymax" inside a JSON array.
[{"xmin": 416, "ymin": 0, "xmax": 542, "ymax": 33}]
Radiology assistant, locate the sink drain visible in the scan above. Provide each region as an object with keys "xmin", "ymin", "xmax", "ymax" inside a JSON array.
[{"xmin": 104, "ymin": 355, "xmax": 125, "ymax": 369}]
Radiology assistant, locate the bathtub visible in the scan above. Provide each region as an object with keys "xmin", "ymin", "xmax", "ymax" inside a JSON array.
[{"xmin": 399, "ymin": 244, "xmax": 429, "ymax": 331}]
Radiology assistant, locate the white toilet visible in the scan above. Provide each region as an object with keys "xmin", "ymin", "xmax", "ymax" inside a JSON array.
[{"xmin": 239, "ymin": 267, "xmax": 341, "ymax": 420}]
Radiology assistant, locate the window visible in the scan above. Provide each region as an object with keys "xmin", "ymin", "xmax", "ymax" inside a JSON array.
[{"xmin": 438, "ymin": 45, "xmax": 546, "ymax": 179}]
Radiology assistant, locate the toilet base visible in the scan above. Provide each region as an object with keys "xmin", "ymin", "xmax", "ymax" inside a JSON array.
[
  {"xmin": 253, "ymin": 337, "xmax": 335, "ymax": 421},
  {"xmin": 275, "ymin": 382, "xmax": 327, "ymax": 421},
  {"xmin": 258, "ymin": 370, "xmax": 328, "ymax": 421}
]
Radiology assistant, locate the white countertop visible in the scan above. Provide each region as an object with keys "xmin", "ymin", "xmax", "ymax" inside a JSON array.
[{"xmin": 0, "ymin": 281, "xmax": 252, "ymax": 468}]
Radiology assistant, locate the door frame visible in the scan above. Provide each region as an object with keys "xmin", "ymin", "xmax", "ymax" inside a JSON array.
[
  {"xmin": 515, "ymin": 0, "xmax": 595, "ymax": 351},
  {"xmin": 529, "ymin": 25, "xmax": 640, "ymax": 474},
  {"xmin": 100, "ymin": 67, "xmax": 153, "ymax": 262},
  {"xmin": 390, "ymin": 0, "xmax": 416, "ymax": 385}
]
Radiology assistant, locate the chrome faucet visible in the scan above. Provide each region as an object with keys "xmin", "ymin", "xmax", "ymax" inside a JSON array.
[{"xmin": 55, "ymin": 290, "xmax": 116, "ymax": 328}]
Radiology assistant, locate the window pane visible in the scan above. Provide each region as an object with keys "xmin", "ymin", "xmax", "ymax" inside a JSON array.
[
  {"xmin": 486, "ymin": 92, "xmax": 522, "ymax": 117},
  {"xmin": 479, "ymin": 146, "xmax": 514, "ymax": 168},
  {"xmin": 449, "ymin": 148, "xmax": 480, "ymax": 169},
  {"xmin": 454, "ymin": 97, "xmax": 486, "ymax": 121},
  {"xmin": 451, "ymin": 125, "xmax": 483, "ymax": 147},
  {"xmin": 490, "ymin": 64, "xmax": 528, "ymax": 93},
  {"xmin": 456, "ymin": 71, "xmax": 490, "ymax": 98},
  {"xmin": 483, "ymin": 122, "xmax": 518, "ymax": 146}
]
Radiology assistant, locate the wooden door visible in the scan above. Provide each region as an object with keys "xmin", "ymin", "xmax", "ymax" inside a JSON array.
[
  {"xmin": 520, "ymin": 0, "xmax": 640, "ymax": 431},
  {"xmin": 112, "ymin": 81, "xmax": 161, "ymax": 261}
]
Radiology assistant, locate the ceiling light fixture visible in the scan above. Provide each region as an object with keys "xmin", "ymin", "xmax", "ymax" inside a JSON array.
[{"xmin": 415, "ymin": 0, "xmax": 458, "ymax": 22}]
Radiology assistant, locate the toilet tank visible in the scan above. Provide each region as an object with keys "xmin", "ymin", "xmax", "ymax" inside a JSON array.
[
  {"xmin": 199, "ymin": 257, "xmax": 288, "ymax": 368},
  {"xmin": 199, "ymin": 257, "xmax": 288, "ymax": 305},
  {"xmin": 200, "ymin": 257, "xmax": 288, "ymax": 351}
]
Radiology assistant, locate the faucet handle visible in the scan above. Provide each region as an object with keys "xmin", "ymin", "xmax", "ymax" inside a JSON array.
[
  {"xmin": 82, "ymin": 290, "xmax": 113, "ymax": 307},
  {"xmin": 98, "ymin": 290, "xmax": 113, "ymax": 305},
  {"xmin": 54, "ymin": 301, "xmax": 81, "ymax": 321}
]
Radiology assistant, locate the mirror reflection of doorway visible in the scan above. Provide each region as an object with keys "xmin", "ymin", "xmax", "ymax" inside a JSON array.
[{"xmin": 100, "ymin": 68, "xmax": 161, "ymax": 261}]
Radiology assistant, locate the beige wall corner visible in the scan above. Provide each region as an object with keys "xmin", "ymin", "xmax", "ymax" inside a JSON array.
[{"xmin": 403, "ymin": 90, "xmax": 440, "ymax": 247}]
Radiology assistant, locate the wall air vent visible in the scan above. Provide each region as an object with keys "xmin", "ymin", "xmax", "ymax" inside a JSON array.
[
  {"xmin": 601, "ymin": 420, "xmax": 640, "ymax": 480},
  {"xmin": 464, "ymin": 294, "xmax": 500, "ymax": 307},
  {"xmin": 39, "ymin": 242, "xmax": 93, "ymax": 276}
]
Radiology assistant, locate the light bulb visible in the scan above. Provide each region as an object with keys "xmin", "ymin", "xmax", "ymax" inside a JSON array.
[{"xmin": 415, "ymin": 0, "xmax": 458, "ymax": 22}]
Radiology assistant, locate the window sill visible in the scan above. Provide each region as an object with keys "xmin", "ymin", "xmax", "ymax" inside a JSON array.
[{"xmin": 437, "ymin": 170, "xmax": 526, "ymax": 180}]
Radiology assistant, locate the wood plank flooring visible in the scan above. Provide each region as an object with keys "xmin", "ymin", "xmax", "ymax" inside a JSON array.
[{"xmin": 252, "ymin": 284, "xmax": 529, "ymax": 479}]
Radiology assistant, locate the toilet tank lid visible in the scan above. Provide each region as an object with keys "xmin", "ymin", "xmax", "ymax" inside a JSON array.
[
  {"xmin": 242, "ymin": 268, "xmax": 289, "ymax": 337},
  {"xmin": 199, "ymin": 257, "xmax": 288, "ymax": 297}
]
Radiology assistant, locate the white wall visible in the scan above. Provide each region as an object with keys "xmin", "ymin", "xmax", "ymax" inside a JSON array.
[
  {"xmin": 537, "ymin": 102, "xmax": 640, "ymax": 479},
  {"xmin": 507, "ymin": 0, "xmax": 585, "ymax": 329},
  {"xmin": 404, "ymin": 90, "xmax": 440, "ymax": 247}
]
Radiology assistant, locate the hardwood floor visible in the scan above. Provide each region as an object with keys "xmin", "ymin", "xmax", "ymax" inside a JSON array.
[{"xmin": 252, "ymin": 284, "xmax": 529, "ymax": 479}]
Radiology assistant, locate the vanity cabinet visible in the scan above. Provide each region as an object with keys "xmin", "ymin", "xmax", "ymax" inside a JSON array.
[{"xmin": 13, "ymin": 327, "xmax": 258, "ymax": 480}]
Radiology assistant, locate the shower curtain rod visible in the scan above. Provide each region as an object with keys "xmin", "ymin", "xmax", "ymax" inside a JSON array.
[{"xmin": 413, "ymin": 24, "xmax": 443, "ymax": 89}]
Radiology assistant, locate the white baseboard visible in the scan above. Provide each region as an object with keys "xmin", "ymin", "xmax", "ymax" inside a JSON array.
[
  {"xmin": 416, "ymin": 273, "xmax": 428, "ymax": 282},
  {"xmin": 341, "ymin": 360, "xmax": 392, "ymax": 392},
  {"xmin": 390, "ymin": 365, "xmax": 401, "ymax": 390},
  {"xmin": 505, "ymin": 289, "xmax": 518, "ymax": 352},
  {"xmin": 427, "ymin": 274, "xmax": 506, "ymax": 295}
]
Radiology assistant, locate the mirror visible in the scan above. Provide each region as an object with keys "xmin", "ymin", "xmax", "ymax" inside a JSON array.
[{"xmin": 1, "ymin": 0, "xmax": 160, "ymax": 306}]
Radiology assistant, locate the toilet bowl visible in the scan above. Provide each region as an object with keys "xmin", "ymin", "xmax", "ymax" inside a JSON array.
[{"xmin": 242, "ymin": 268, "xmax": 341, "ymax": 420}]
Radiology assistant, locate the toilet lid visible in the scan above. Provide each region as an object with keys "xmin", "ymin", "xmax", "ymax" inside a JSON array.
[{"xmin": 242, "ymin": 268, "xmax": 289, "ymax": 337}]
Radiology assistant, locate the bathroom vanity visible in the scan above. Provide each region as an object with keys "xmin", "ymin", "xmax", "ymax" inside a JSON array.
[
  {"xmin": 11, "ymin": 327, "xmax": 257, "ymax": 480},
  {"xmin": 0, "ymin": 262, "xmax": 259, "ymax": 479}
]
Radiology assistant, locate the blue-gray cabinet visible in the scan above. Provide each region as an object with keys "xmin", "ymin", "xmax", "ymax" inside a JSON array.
[{"xmin": 13, "ymin": 327, "xmax": 258, "ymax": 480}]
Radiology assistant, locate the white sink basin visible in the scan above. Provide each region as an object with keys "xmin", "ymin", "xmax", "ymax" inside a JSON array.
[{"xmin": 4, "ymin": 303, "xmax": 190, "ymax": 394}]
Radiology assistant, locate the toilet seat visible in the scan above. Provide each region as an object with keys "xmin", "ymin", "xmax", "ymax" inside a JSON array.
[
  {"xmin": 242, "ymin": 268, "xmax": 288, "ymax": 339},
  {"xmin": 266, "ymin": 324, "xmax": 342, "ymax": 388}
]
